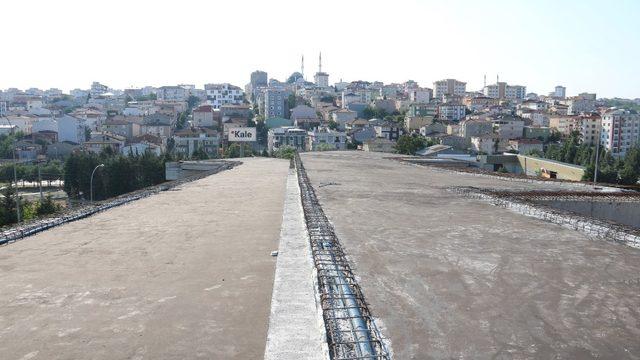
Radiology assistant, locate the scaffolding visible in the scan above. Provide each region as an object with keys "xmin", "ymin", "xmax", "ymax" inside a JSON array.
[{"xmin": 295, "ymin": 154, "xmax": 390, "ymax": 360}]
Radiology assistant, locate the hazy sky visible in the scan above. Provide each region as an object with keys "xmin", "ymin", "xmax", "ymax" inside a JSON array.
[{"xmin": 2, "ymin": 0, "xmax": 638, "ymax": 98}]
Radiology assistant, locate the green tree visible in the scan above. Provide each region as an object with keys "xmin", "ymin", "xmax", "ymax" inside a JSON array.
[
  {"xmin": 225, "ymin": 143, "xmax": 253, "ymax": 158},
  {"xmin": 36, "ymin": 194, "xmax": 60, "ymax": 216},
  {"xmin": 192, "ymin": 147, "xmax": 210, "ymax": 160},
  {"xmin": 187, "ymin": 95, "xmax": 200, "ymax": 110},
  {"xmin": 0, "ymin": 184, "xmax": 18, "ymax": 226},
  {"xmin": 274, "ymin": 146, "xmax": 296, "ymax": 159},
  {"xmin": 395, "ymin": 135, "xmax": 426, "ymax": 155}
]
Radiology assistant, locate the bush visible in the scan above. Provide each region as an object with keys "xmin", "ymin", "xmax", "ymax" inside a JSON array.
[
  {"xmin": 274, "ymin": 146, "xmax": 296, "ymax": 160},
  {"xmin": 37, "ymin": 195, "xmax": 60, "ymax": 216}
]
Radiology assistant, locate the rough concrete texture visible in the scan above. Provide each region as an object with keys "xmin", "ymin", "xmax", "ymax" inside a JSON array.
[
  {"xmin": 0, "ymin": 158, "xmax": 289, "ymax": 360},
  {"xmin": 264, "ymin": 170, "xmax": 328, "ymax": 360},
  {"xmin": 301, "ymin": 151, "xmax": 640, "ymax": 360}
]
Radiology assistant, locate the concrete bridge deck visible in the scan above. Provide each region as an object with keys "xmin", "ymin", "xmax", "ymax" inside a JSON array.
[
  {"xmin": 0, "ymin": 158, "xmax": 290, "ymax": 360},
  {"xmin": 301, "ymin": 151, "xmax": 640, "ymax": 359}
]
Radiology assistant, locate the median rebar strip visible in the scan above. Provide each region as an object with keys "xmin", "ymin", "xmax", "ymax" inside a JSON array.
[{"xmin": 294, "ymin": 154, "xmax": 390, "ymax": 360}]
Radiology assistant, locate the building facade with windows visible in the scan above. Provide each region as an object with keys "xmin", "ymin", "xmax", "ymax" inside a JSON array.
[
  {"xmin": 433, "ymin": 79, "xmax": 466, "ymax": 99},
  {"xmin": 484, "ymin": 82, "xmax": 526, "ymax": 100},
  {"xmin": 267, "ymin": 126, "xmax": 307, "ymax": 153},
  {"xmin": 204, "ymin": 83, "xmax": 244, "ymax": 109},
  {"xmin": 600, "ymin": 109, "xmax": 640, "ymax": 157},
  {"xmin": 264, "ymin": 88, "xmax": 290, "ymax": 119}
]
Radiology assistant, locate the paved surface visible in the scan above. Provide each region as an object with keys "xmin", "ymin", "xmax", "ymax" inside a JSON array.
[
  {"xmin": 301, "ymin": 151, "xmax": 640, "ymax": 360},
  {"xmin": 0, "ymin": 158, "xmax": 289, "ymax": 360},
  {"xmin": 264, "ymin": 170, "xmax": 328, "ymax": 360}
]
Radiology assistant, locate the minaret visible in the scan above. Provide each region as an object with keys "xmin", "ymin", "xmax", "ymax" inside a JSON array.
[
  {"xmin": 301, "ymin": 55, "xmax": 304, "ymax": 79},
  {"xmin": 319, "ymin": 52, "xmax": 322, "ymax": 73},
  {"xmin": 483, "ymin": 74, "xmax": 486, "ymax": 88}
]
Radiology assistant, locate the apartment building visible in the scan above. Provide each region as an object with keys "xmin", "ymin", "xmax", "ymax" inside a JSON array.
[
  {"xmin": 173, "ymin": 127, "xmax": 220, "ymax": 157},
  {"xmin": 433, "ymin": 79, "xmax": 466, "ymax": 99},
  {"xmin": 483, "ymin": 82, "xmax": 526, "ymax": 100},
  {"xmin": 267, "ymin": 126, "xmax": 307, "ymax": 153},
  {"xmin": 437, "ymin": 103, "xmax": 466, "ymax": 121},
  {"xmin": 264, "ymin": 88, "xmax": 291, "ymax": 119},
  {"xmin": 205, "ymin": 83, "xmax": 244, "ymax": 109},
  {"xmin": 600, "ymin": 109, "xmax": 640, "ymax": 157},
  {"xmin": 307, "ymin": 127, "xmax": 347, "ymax": 151},
  {"xmin": 409, "ymin": 88, "xmax": 432, "ymax": 103},
  {"xmin": 157, "ymin": 86, "xmax": 188, "ymax": 101}
]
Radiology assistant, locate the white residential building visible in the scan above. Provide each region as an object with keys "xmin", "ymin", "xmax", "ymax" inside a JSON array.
[
  {"xmin": 268, "ymin": 126, "xmax": 307, "ymax": 153},
  {"xmin": 409, "ymin": 88, "xmax": 432, "ymax": 103},
  {"xmin": 307, "ymin": 127, "xmax": 347, "ymax": 151},
  {"xmin": 553, "ymin": 86, "xmax": 566, "ymax": 99},
  {"xmin": 57, "ymin": 115, "xmax": 86, "ymax": 143},
  {"xmin": 157, "ymin": 86, "xmax": 188, "ymax": 101},
  {"xmin": 90, "ymin": 82, "xmax": 108, "ymax": 97},
  {"xmin": 600, "ymin": 109, "xmax": 640, "ymax": 157},
  {"xmin": 204, "ymin": 83, "xmax": 244, "ymax": 109},
  {"xmin": 433, "ymin": 79, "xmax": 466, "ymax": 99},
  {"xmin": 437, "ymin": 103, "xmax": 466, "ymax": 121},
  {"xmin": 484, "ymin": 82, "xmax": 526, "ymax": 100}
]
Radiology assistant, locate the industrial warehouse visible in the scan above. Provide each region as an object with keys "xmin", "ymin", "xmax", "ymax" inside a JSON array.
[{"xmin": 1, "ymin": 152, "xmax": 640, "ymax": 359}]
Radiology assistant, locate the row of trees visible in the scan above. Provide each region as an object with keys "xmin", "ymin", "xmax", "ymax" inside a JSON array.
[
  {"xmin": 0, "ymin": 161, "xmax": 64, "ymax": 185},
  {"xmin": 0, "ymin": 185, "xmax": 61, "ymax": 227},
  {"xmin": 63, "ymin": 150, "xmax": 166, "ymax": 201},
  {"xmin": 536, "ymin": 132, "xmax": 640, "ymax": 185}
]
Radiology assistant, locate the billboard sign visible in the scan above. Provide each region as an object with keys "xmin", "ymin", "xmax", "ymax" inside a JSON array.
[{"xmin": 228, "ymin": 127, "xmax": 257, "ymax": 142}]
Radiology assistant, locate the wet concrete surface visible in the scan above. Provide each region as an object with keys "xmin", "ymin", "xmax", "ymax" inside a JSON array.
[
  {"xmin": 301, "ymin": 151, "xmax": 640, "ymax": 360},
  {"xmin": 0, "ymin": 158, "xmax": 290, "ymax": 360}
]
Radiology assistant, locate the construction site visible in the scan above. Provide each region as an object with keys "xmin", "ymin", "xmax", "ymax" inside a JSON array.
[{"xmin": 1, "ymin": 152, "xmax": 640, "ymax": 359}]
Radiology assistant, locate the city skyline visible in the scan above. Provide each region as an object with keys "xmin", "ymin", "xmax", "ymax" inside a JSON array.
[{"xmin": 1, "ymin": 0, "xmax": 639, "ymax": 98}]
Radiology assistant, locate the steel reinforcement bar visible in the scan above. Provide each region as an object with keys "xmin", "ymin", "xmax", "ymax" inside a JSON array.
[
  {"xmin": 294, "ymin": 154, "xmax": 390, "ymax": 360},
  {"xmin": 0, "ymin": 161, "xmax": 240, "ymax": 246}
]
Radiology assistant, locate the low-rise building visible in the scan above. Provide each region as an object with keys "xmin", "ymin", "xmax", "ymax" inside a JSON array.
[
  {"xmin": 460, "ymin": 119, "xmax": 493, "ymax": 139},
  {"xmin": 493, "ymin": 118, "xmax": 525, "ymax": 139},
  {"xmin": 471, "ymin": 135, "xmax": 503, "ymax": 154},
  {"xmin": 404, "ymin": 115, "xmax": 434, "ymax": 132},
  {"xmin": 307, "ymin": 127, "xmax": 347, "ymax": 151},
  {"xmin": 523, "ymin": 126, "xmax": 551, "ymax": 142},
  {"xmin": 84, "ymin": 132, "xmax": 126, "ymax": 153},
  {"xmin": 374, "ymin": 121, "xmax": 402, "ymax": 141},
  {"xmin": 192, "ymin": 105, "xmax": 216, "ymax": 128},
  {"xmin": 268, "ymin": 127, "xmax": 308, "ymax": 153},
  {"xmin": 508, "ymin": 138, "xmax": 544, "ymax": 154},
  {"xmin": 173, "ymin": 127, "xmax": 220, "ymax": 158},
  {"xmin": 331, "ymin": 109, "xmax": 357, "ymax": 129}
]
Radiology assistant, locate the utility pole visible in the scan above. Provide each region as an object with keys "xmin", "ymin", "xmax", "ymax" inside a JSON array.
[
  {"xmin": 3, "ymin": 115, "xmax": 21, "ymax": 222},
  {"xmin": 594, "ymin": 124, "xmax": 601, "ymax": 185},
  {"xmin": 37, "ymin": 159, "xmax": 44, "ymax": 201}
]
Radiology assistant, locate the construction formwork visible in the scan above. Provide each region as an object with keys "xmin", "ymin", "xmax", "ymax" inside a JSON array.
[{"xmin": 295, "ymin": 154, "xmax": 390, "ymax": 360}]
